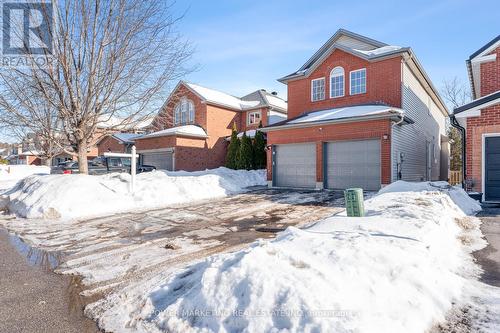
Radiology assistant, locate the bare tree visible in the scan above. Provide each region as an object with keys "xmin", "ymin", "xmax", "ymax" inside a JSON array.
[
  {"xmin": 0, "ymin": 0, "xmax": 192, "ymax": 173},
  {"xmin": 0, "ymin": 75, "xmax": 66, "ymax": 166},
  {"xmin": 441, "ymin": 77, "xmax": 472, "ymax": 172}
]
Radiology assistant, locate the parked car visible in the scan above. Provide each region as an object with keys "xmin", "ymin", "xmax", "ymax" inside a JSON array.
[{"xmin": 51, "ymin": 156, "xmax": 155, "ymax": 175}]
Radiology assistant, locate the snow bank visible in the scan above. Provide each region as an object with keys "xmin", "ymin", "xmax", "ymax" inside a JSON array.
[
  {"xmin": 0, "ymin": 165, "xmax": 50, "ymax": 193},
  {"xmin": 379, "ymin": 180, "xmax": 482, "ymax": 215},
  {"xmin": 2, "ymin": 168, "xmax": 266, "ymax": 219},
  {"xmin": 116, "ymin": 183, "xmax": 484, "ymax": 333}
]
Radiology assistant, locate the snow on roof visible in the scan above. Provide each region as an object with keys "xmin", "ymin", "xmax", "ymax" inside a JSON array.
[
  {"xmin": 268, "ymin": 110, "xmax": 287, "ymax": 125},
  {"xmin": 185, "ymin": 83, "xmax": 260, "ymax": 110},
  {"xmin": 353, "ymin": 45, "xmax": 402, "ymax": 57},
  {"xmin": 288, "ymin": 105, "xmax": 404, "ymax": 124},
  {"xmin": 264, "ymin": 94, "xmax": 287, "ymax": 111},
  {"xmin": 113, "ymin": 133, "xmax": 141, "ymax": 143},
  {"xmin": 139, "ymin": 125, "xmax": 208, "ymax": 139}
]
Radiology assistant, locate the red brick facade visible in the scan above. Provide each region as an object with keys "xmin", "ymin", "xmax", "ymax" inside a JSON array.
[
  {"xmin": 465, "ymin": 45, "xmax": 500, "ymax": 192},
  {"xmin": 97, "ymin": 136, "xmax": 127, "ymax": 155},
  {"xmin": 480, "ymin": 47, "xmax": 500, "ymax": 96},
  {"xmin": 135, "ymin": 82, "xmax": 276, "ymax": 171},
  {"xmin": 287, "ymin": 49, "xmax": 402, "ymax": 119},
  {"xmin": 266, "ymin": 119, "xmax": 392, "ymax": 185}
]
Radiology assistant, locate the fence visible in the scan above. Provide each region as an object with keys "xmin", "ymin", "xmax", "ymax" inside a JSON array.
[{"xmin": 449, "ymin": 170, "xmax": 462, "ymax": 186}]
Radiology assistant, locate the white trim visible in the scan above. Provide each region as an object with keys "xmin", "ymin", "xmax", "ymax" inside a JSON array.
[
  {"xmin": 455, "ymin": 97, "xmax": 500, "ymax": 119},
  {"xmin": 329, "ymin": 66, "xmax": 345, "ymax": 98},
  {"xmin": 475, "ymin": 40, "xmax": 500, "ymax": 59},
  {"xmin": 471, "ymin": 53, "xmax": 497, "ymax": 64},
  {"xmin": 247, "ymin": 110, "xmax": 262, "ymax": 125},
  {"xmin": 481, "ymin": 133, "xmax": 500, "ymax": 202},
  {"xmin": 311, "ymin": 77, "xmax": 325, "ymax": 102},
  {"xmin": 137, "ymin": 148, "xmax": 174, "ymax": 154},
  {"xmin": 349, "ymin": 68, "xmax": 367, "ymax": 95}
]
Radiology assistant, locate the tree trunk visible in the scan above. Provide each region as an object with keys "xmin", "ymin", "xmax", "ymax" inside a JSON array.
[
  {"xmin": 77, "ymin": 143, "xmax": 89, "ymax": 174},
  {"xmin": 44, "ymin": 157, "xmax": 52, "ymax": 167}
]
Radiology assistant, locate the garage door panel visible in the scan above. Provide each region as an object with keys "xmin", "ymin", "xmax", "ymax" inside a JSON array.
[
  {"xmin": 142, "ymin": 151, "xmax": 173, "ymax": 171},
  {"xmin": 327, "ymin": 140, "xmax": 381, "ymax": 190},
  {"xmin": 275, "ymin": 143, "xmax": 316, "ymax": 188}
]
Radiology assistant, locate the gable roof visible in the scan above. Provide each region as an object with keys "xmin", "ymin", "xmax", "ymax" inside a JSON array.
[
  {"xmin": 169, "ymin": 81, "xmax": 288, "ymax": 113},
  {"xmin": 277, "ymin": 28, "xmax": 448, "ymax": 116},
  {"xmin": 466, "ymin": 35, "xmax": 500, "ymax": 99},
  {"xmin": 278, "ymin": 29, "xmax": 408, "ymax": 83},
  {"xmin": 453, "ymin": 90, "xmax": 500, "ymax": 117}
]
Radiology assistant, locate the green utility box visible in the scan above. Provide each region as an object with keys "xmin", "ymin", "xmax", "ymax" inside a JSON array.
[{"xmin": 344, "ymin": 188, "xmax": 365, "ymax": 217}]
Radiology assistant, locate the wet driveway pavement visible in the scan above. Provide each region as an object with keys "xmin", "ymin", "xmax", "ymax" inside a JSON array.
[
  {"xmin": 0, "ymin": 187, "xmax": 346, "ymax": 327},
  {"xmin": 475, "ymin": 204, "xmax": 500, "ymax": 287}
]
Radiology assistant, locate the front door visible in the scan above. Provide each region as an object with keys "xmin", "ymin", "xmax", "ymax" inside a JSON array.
[{"xmin": 484, "ymin": 136, "xmax": 500, "ymax": 201}]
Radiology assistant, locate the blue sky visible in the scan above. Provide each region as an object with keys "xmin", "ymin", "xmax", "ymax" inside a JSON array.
[{"xmin": 172, "ymin": 0, "xmax": 498, "ymax": 100}]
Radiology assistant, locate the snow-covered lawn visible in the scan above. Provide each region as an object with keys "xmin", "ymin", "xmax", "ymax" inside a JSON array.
[
  {"xmin": 1, "ymin": 167, "xmax": 266, "ymax": 219},
  {"xmin": 0, "ymin": 164, "xmax": 50, "ymax": 193},
  {"xmin": 83, "ymin": 182, "xmax": 499, "ymax": 333}
]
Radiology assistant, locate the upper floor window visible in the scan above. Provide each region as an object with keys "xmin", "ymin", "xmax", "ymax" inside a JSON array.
[
  {"xmin": 350, "ymin": 68, "xmax": 366, "ymax": 95},
  {"xmin": 311, "ymin": 77, "xmax": 325, "ymax": 101},
  {"xmin": 330, "ymin": 66, "xmax": 345, "ymax": 98},
  {"xmin": 174, "ymin": 98, "xmax": 195, "ymax": 125},
  {"xmin": 248, "ymin": 111, "xmax": 261, "ymax": 125}
]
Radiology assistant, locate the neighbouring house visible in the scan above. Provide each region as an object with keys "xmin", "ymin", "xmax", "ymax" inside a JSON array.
[
  {"xmin": 261, "ymin": 29, "xmax": 449, "ymax": 190},
  {"xmin": 97, "ymin": 133, "xmax": 143, "ymax": 155},
  {"xmin": 132, "ymin": 81, "xmax": 287, "ymax": 171},
  {"xmin": 451, "ymin": 34, "xmax": 500, "ymax": 202}
]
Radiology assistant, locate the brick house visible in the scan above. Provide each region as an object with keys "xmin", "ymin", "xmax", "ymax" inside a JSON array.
[
  {"xmin": 261, "ymin": 29, "xmax": 449, "ymax": 190},
  {"xmin": 451, "ymin": 35, "xmax": 500, "ymax": 202},
  {"xmin": 133, "ymin": 81, "xmax": 287, "ymax": 171}
]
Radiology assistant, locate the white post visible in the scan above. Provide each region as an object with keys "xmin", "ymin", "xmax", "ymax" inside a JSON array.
[{"xmin": 130, "ymin": 145, "xmax": 137, "ymax": 193}]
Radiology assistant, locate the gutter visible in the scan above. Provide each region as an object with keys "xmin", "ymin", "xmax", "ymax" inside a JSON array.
[
  {"xmin": 260, "ymin": 113, "xmax": 405, "ymax": 132},
  {"xmin": 450, "ymin": 114, "xmax": 466, "ymax": 188}
]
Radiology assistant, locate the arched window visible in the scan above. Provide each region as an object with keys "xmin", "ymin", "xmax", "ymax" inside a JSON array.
[
  {"xmin": 174, "ymin": 98, "xmax": 195, "ymax": 125},
  {"xmin": 330, "ymin": 66, "xmax": 345, "ymax": 98}
]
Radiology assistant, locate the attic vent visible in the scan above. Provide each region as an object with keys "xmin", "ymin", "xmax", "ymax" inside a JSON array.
[{"xmin": 271, "ymin": 91, "xmax": 278, "ymax": 95}]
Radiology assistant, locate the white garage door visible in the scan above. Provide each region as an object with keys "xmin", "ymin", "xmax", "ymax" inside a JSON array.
[
  {"xmin": 141, "ymin": 151, "xmax": 173, "ymax": 171},
  {"xmin": 326, "ymin": 139, "xmax": 381, "ymax": 190},
  {"xmin": 274, "ymin": 143, "xmax": 316, "ymax": 188}
]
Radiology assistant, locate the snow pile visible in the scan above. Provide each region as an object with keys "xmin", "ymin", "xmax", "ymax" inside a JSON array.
[
  {"xmin": 0, "ymin": 164, "xmax": 50, "ymax": 193},
  {"xmin": 116, "ymin": 182, "xmax": 484, "ymax": 333},
  {"xmin": 2, "ymin": 167, "xmax": 266, "ymax": 219}
]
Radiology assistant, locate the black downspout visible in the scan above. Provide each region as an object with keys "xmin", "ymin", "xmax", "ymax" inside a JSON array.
[{"xmin": 450, "ymin": 114, "xmax": 466, "ymax": 188}]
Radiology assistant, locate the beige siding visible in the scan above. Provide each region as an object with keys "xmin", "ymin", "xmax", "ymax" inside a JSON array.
[{"xmin": 392, "ymin": 62, "xmax": 447, "ymax": 181}]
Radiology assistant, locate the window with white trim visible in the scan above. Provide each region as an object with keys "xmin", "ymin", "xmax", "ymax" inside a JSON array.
[
  {"xmin": 311, "ymin": 78, "xmax": 325, "ymax": 101},
  {"xmin": 248, "ymin": 111, "xmax": 261, "ymax": 125},
  {"xmin": 174, "ymin": 98, "xmax": 195, "ymax": 125},
  {"xmin": 350, "ymin": 68, "xmax": 366, "ymax": 95},
  {"xmin": 330, "ymin": 66, "xmax": 345, "ymax": 98}
]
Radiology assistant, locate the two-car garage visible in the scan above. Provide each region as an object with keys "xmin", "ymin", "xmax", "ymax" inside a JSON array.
[{"xmin": 272, "ymin": 139, "xmax": 382, "ymax": 190}]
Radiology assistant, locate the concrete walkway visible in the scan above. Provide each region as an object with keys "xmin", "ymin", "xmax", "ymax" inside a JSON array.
[
  {"xmin": 0, "ymin": 228, "xmax": 99, "ymax": 333},
  {"xmin": 475, "ymin": 205, "xmax": 500, "ymax": 287}
]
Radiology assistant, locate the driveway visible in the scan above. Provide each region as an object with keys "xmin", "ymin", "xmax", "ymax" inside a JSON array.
[
  {"xmin": 0, "ymin": 187, "xmax": 346, "ymax": 323},
  {"xmin": 475, "ymin": 204, "xmax": 500, "ymax": 287}
]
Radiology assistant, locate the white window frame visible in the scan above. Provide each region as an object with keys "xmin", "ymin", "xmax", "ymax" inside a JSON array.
[
  {"xmin": 311, "ymin": 77, "xmax": 325, "ymax": 102},
  {"xmin": 349, "ymin": 68, "xmax": 367, "ymax": 95},
  {"xmin": 174, "ymin": 98, "xmax": 195, "ymax": 125},
  {"xmin": 329, "ymin": 66, "xmax": 345, "ymax": 98},
  {"xmin": 247, "ymin": 111, "xmax": 262, "ymax": 125}
]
